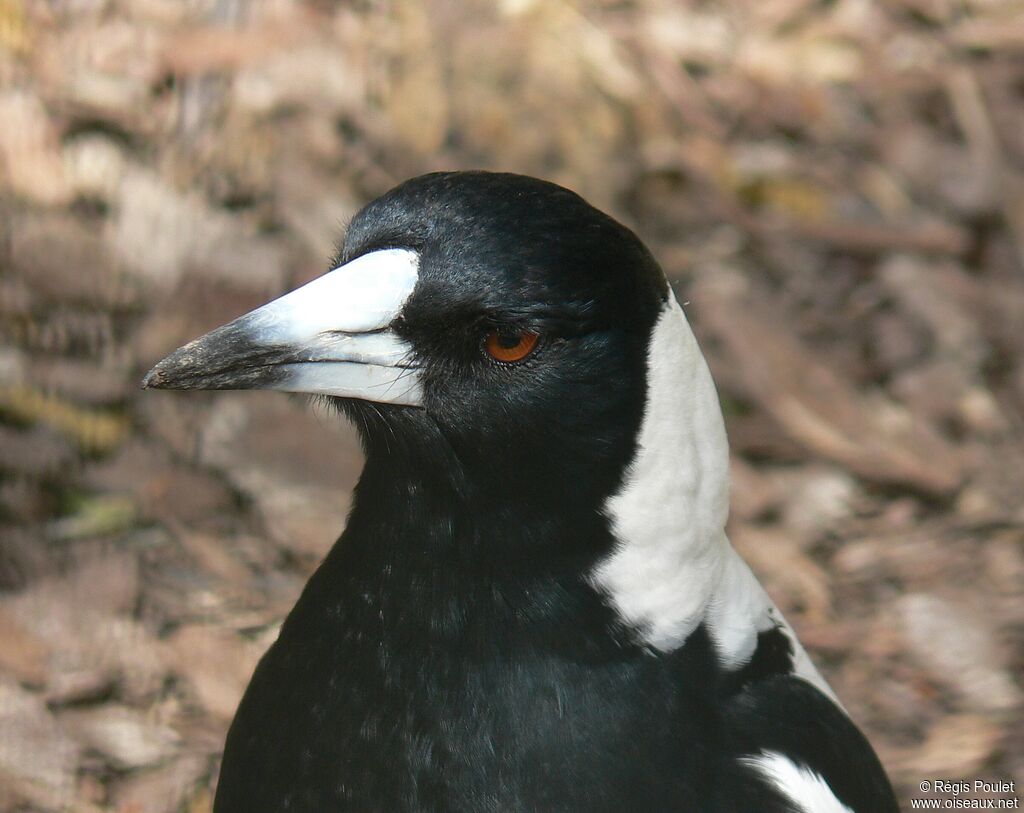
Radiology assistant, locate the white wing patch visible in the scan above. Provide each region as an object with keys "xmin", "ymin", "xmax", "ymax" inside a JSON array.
[
  {"xmin": 742, "ymin": 751, "xmax": 853, "ymax": 813},
  {"xmin": 591, "ymin": 294, "xmax": 834, "ymax": 698}
]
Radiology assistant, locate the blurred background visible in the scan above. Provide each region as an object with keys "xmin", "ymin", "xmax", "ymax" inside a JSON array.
[{"xmin": 1, "ymin": 0, "xmax": 1022, "ymax": 810}]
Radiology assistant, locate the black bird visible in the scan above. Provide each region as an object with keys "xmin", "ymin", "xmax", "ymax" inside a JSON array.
[{"xmin": 144, "ymin": 171, "xmax": 898, "ymax": 812}]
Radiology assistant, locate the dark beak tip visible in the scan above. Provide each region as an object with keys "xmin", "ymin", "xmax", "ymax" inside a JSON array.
[
  {"xmin": 141, "ymin": 353, "xmax": 184, "ymax": 390},
  {"xmin": 140, "ymin": 367, "xmax": 163, "ymax": 389}
]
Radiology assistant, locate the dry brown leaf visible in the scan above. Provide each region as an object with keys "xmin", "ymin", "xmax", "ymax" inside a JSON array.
[
  {"xmin": 108, "ymin": 168, "xmax": 287, "ymax": 292},
  {"xmin": 9, "ymin": 214, "xmax": 138, "ymax": 308},
  {"xmin": 899, "ymin": 593, "xmax": 1021, "ymax": 714},
  {"xmin": 698, "ymin": 272, "xmax": 964, "ymax": 495},
  {"xmin": 31, "ymin": 358, "xmax": 133, "ymax": 406},
  {"xmin": 2, "ymin": 554, "xmax": 168, "ymax": 704},
  {"xmin": 0, "ymin": 678, "xmax": 79, "ymax": 811},
  {"xmin": 36, "ymin": 18, "xmax": 166, "ymax": 119},
  {"xmin": 731, "ymin": 525, "xmax": 833, "ymax": 622},
  {"xmin": 161, "ymin": 20, "xmax": 303, "ymax": 77},
  {"xmin": 198, "ymin": 395, "xmax": 360, "ymax": 558},
  {"xmin": 728, "ymin": 457, "xmax": 782, "ymax": 521},
  {"xmin": 172, "ymin": 528, "xmax": 254, "ymax": 590},
  {"xmin": 62, "ymin": 132, "xmax": 128, "ymax": 202},
  {"xmin": 0, "ymin": 385, "xmax": 129, "ymax": 453},
  {"xmin": 110, "ymin": 754, "xmax": 211, "ymax": 813},
  {"xmin": 891, "ymin": 714, "xmax": 1004, "ymax": 779},
  {"xmin": 0, "ymin": 424, "xmax": 75, "ymax": 478},
  {"xmin": 59, "ymin": 704, "xmax": 180, "ymax": 770},
  {"xmin": 0, "ymin": 0, "xmax": 33, "ymax": 54},
  {"xmin": 84, "ymin": 440, "xmax": 234, "ymax": 526},
  {"xmin": 774, "ymin": 466, "xmax": 859, "ymax": 539},
  {"xmin": 166, "ymin": 625, "xmax": 264, "ymax": 721},
  {"xmin": 0, "ymin": 606, "xmax": 50, "ymax": 685},
  {"xmin": 0, "ymin": 90, "xmax": 70, "ymax": 204}
]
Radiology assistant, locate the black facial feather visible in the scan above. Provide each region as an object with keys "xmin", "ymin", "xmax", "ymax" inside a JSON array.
[{"xmin": 332, "ymin": 172, "xmax": 669, "ymax": 513}]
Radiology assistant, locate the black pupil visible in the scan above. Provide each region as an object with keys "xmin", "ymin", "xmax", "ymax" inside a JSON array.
[{"xmin": 497, "ymin": 332, "xmax": 521, "ymax": 349}]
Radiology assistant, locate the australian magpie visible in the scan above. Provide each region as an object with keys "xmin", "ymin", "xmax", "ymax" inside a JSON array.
[{"xmin": 144, "ymin": 171, "xmax": 898, "ymax": 812}]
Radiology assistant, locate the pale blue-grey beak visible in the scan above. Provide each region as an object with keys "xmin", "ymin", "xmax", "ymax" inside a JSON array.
[{"xmin": 142, "ymin": 249, "xmax": 423, "ymax": 407}]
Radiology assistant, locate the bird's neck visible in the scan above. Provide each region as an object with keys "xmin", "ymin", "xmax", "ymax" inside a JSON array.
[
  {"xmin": 590, "ymin": 295, "xmax": 754, "ymax": 659},
  {"xmin": 346, "ymin": 444, "xmax": 615, "ymax": 575},
  {"xmin": 303, "ymin": 446, "xmax": 634, "ymax": 660},
  {"xmin": 320, "ymin": 294, "xmax": 764, "ymax": 661}
]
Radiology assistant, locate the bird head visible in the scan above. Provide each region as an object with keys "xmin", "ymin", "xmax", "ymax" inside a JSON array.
[{"xmin": 143, "ymin": 172, "xmax": 717, "ymax": 512}]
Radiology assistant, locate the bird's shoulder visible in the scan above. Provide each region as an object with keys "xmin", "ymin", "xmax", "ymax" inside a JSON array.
[{"xmin": 720, "ymin": 671, "xmax": 899, "ymax": 813}]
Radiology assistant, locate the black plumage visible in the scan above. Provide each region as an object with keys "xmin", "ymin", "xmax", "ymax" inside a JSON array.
[{"xmin": 145, "ymin": 172, "xmax": 898, "ymax": 812}]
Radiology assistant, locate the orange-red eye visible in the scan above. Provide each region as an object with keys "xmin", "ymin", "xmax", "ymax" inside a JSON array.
[{"xmin": 484, "ymin": 330, "xmax": 539, "ymax": 363}]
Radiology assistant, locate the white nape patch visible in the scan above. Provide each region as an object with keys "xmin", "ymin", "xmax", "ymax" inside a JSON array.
[
  {"xmin": 592, "ymin": 294, "xmax": 834, "ymax": 697},
  {"xmin": 741, "ymin": 751, "xmax": 852, "ymax": 813},
  {"xmin": 249, "ymin": 248, "xmax": 420, "ymax": 343}
]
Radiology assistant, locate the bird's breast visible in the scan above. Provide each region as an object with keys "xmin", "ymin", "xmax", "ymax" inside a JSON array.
[{"xmin": 213, "ymin": 554, "xmax": 724, "ymax": 812}]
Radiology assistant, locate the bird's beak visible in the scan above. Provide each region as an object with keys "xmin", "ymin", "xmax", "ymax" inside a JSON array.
[{"xmin": 142, "ymin": 249, "xmax": 423, "ymax": 407}]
